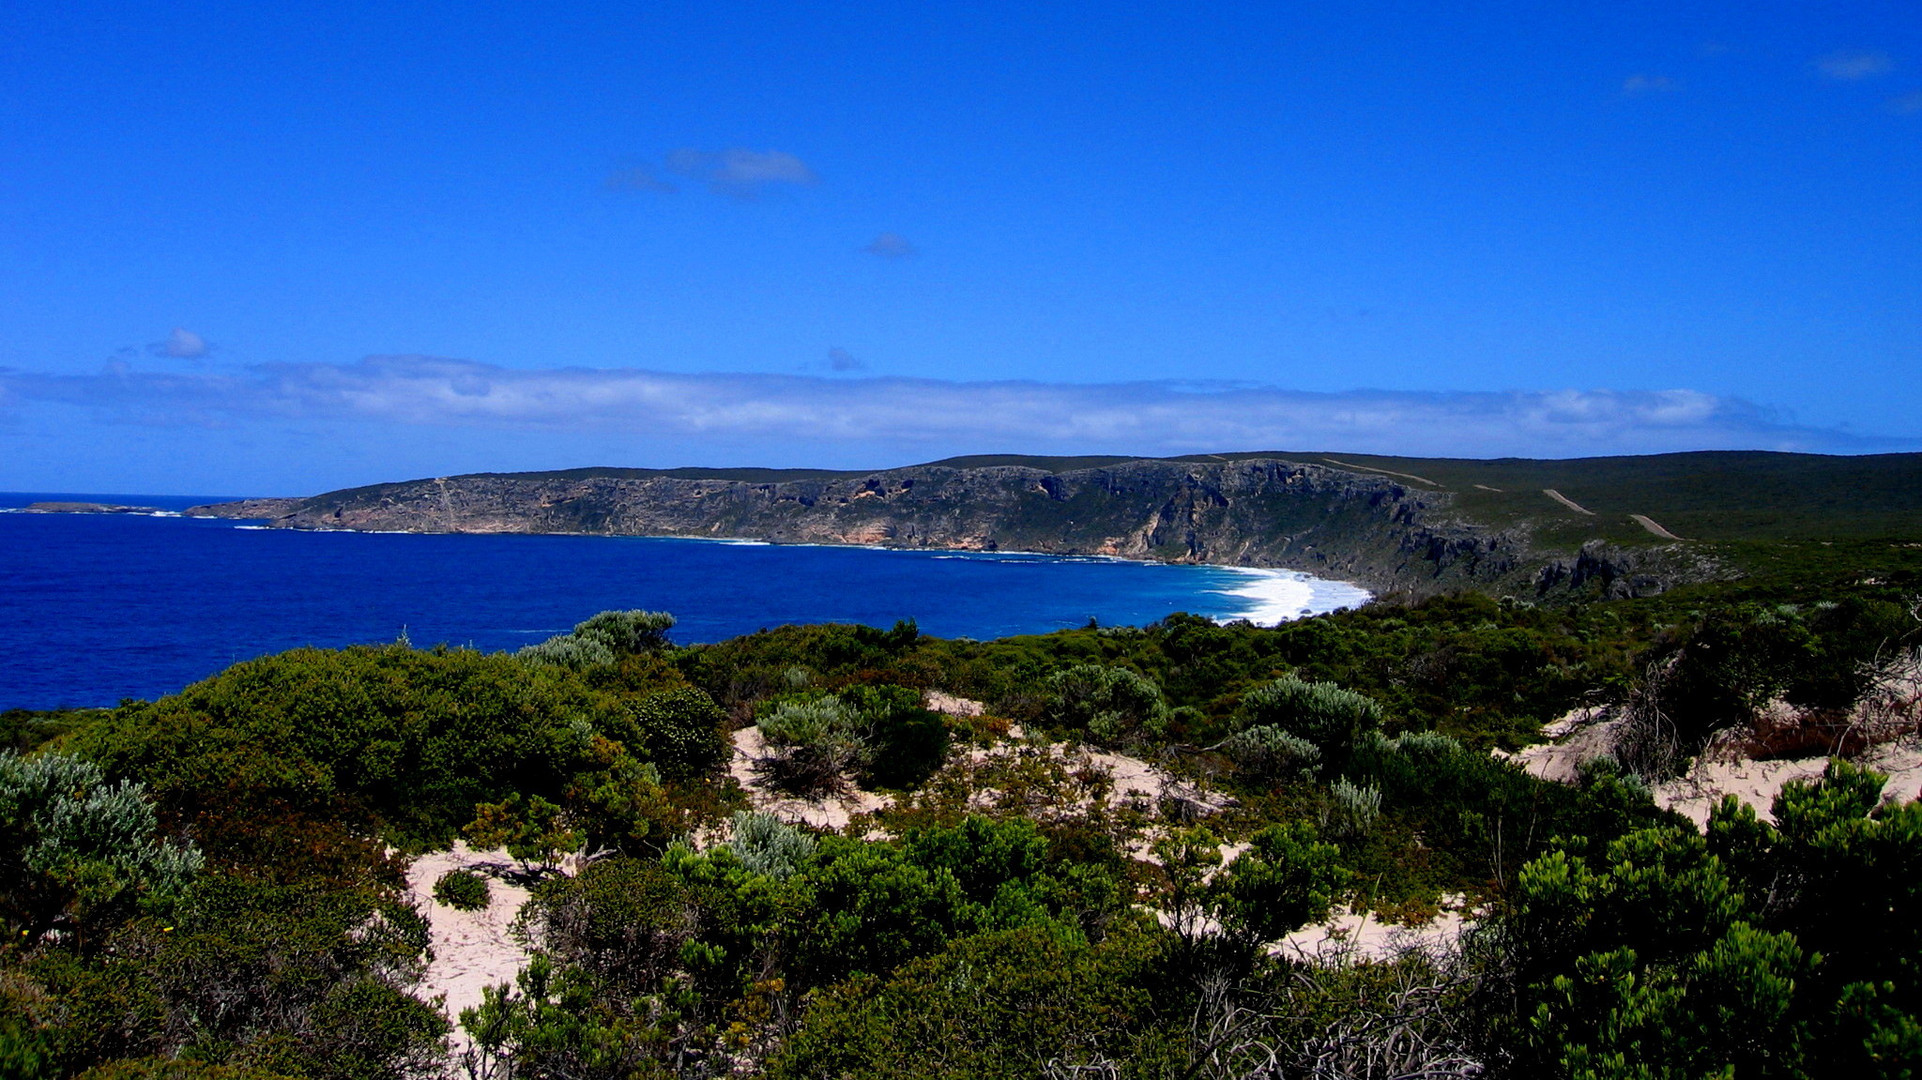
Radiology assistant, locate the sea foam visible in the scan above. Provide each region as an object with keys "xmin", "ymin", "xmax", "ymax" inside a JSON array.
[{"xmin": 1211, "ymin": 567, "xmax": 1372, "ymax": 625}]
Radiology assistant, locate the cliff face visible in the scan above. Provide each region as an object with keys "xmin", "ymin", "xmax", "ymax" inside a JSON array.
[{"xmin": 192, "ymin": 458, "xmax": 1535, "ymax": 597}]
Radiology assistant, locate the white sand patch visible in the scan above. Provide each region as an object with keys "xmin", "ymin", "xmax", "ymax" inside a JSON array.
[
  {"xmin": 405, "ymin": 844, "xmax": 535, "ymax": 1049},
  {"xmin": 1277, "ymin": 903, "xmax": 1474, "ymax": 964},
  {"xmin": 1500, "ymin": 695, "xmax": 1922, "ymax": 830},
  {"xmin": 923, "ymin": 690, "xmax": 985, "ymax": 717},
  {"xmin": 1654, "ymin": 742, "xmax": 1922, "ymax": 828},
  {"xmin": 1497, "ymin": 705, "xmax": 1624, "ymax": 784},
  {"xmin": 944, "ymin": 737, "xmax": 1232, "ymax": 822},
  {"xmin": 1082, "ymin": 746, "xmax": 1232, "ymax": 813}
]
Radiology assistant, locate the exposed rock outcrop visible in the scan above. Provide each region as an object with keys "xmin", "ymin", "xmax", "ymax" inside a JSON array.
[
  {"xmin": 185, "ymin": 497, "xmax": 306, "ymax": 519},
  {"xmin": 1532, "ymin": 539, "xmax": 1723, "ymax": 599}
]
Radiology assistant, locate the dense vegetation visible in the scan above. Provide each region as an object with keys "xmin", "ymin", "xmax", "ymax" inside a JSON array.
[{"xmin": 3, "ymin": 571, "xmax": 1919, "ymax": 1078}]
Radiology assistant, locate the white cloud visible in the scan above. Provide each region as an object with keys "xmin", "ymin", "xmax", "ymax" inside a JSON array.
[
  {"xmin": 148, "ymin": 327, "xmax": 210, "ymax": 359},
  {"xmin": 0, "ymin": 356, "xmax": 1896, "ymax": 460},
  {"xmin": 665, "ymin": 148, "xmax": 817, "ymax": 198},
  {"xmin": 1816, "ymin": 51, "xmax": 1894, "ymax": 80},
  {"xmin": 1622, "ymin": 74, "xmax": 1679, "ymax": 96},
  {"xmin": 863, "ymin": 232, "xmax": 918, "ymax": 258}
]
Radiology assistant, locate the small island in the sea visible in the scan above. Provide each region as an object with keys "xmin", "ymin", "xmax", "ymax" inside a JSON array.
[{"xmin": 17, "ymin": 501, "xmax": 165, "ymax": 514}]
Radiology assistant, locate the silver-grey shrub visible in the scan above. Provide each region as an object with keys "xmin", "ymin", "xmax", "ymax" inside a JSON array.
[
  {"xmin": 0, "ymin": 751, "xmax": 203, "ymax": 938},
  {"xmin": 517, "ymin": 633, "xmax": 617, "ymax": 669},
  {"xmin": 726, "ymin": 811, "xmax": 816, "ymax": 880},
  {"xmin": 1321, "ymin": 776, "xmax": 1384, "ymax": 841},
  {"xmin": 519, "ymin": 609, "xmax": 676, "ymax": 668},
  {"xmin": 1221, "ymin": 725, "xmax": 1323, "ymax": 781},
  {"xmin": 754, "ymin": 696, "xmax": 865, "ymax": 794},
  {"xmin": 1239, "ymin": 677, "xmax": 1384, "ymax": 754},
  {"xmin": 572, "ymin": 609, "xmax": 676, "ymax": 654},
  {"xmin": 1394, "ymin": 730, "xmax": 1464, "ymax": 758}
]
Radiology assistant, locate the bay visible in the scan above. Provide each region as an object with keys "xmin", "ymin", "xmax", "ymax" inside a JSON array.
[{"xmin": 0, "ymin": 491, "xmax": 1370, "ymax": 709}]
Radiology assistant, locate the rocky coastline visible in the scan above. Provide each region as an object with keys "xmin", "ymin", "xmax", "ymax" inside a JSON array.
[{"xmin": 181, "ymin": 456, "xmax": 1646, "ymax": 598}]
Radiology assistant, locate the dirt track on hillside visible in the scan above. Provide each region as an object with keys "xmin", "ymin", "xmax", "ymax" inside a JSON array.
[{"xmin": 1630, "ymin": 514, "xmax": 1685, "ymax": 540}]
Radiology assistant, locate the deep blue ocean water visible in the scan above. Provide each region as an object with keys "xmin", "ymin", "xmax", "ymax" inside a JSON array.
[{"xmin": 0, "ymin": 492, "xmax": 1370, "ymax": 710}]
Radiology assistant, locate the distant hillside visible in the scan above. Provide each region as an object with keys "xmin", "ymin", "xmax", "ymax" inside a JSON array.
[{"xmin": 188, "ymin": 450, "xmax": 1922, "ymax": 600}]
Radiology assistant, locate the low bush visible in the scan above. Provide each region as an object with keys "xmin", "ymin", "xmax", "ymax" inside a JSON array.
[
  {"xmin": 431, "ymin": 868, "xmax": 490, "ymax": 911},
  {"xmin": 520, "ymin": 610, "xmax": 676, "ymax": 668},
  {"xmin": 1239, "ymin": 676, "xmax": 1383, "ymax": 772},
  {"xmin": 1046, "ymin": 664, "xmax": 1169, "ymax": 746}
]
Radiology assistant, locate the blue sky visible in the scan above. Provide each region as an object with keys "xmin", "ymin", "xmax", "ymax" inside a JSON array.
[{"xmin": 2, "ymin": 1, "xmax": 1918, "ymax": 494}]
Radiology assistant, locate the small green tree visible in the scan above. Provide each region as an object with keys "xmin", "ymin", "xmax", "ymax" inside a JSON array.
[
  {"xmin": 843, "ymin": 685, "xmax": 949, "ymax": 790},
  {"xmin": 1153, "ymin": 822, "xmax": 1344, "ymax": 961},
  {"xmin": 1211, "ymin": 821, "xmax": 1345, "ymax": 949},
  {"xmin": 465, "ymin": 794, "xmax": 582, "ymax": 874}
]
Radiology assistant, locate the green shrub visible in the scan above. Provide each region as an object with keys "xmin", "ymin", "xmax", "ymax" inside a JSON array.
[
  {"xmin": 432, "ymin": 868, "xmax": 491, "ymax": 911},
  {"xmin": 65, "ymin": 644, "xmax": 641, "ymax": 849},
  {"xmin": 771, "ymin": 925, "xmax": 1162, "ymax": 1080},
  {"xmin": 1045, "ymin": 664, "xmax": 1169, "ymax": 745},
  {"xmin": 755, "ymin": 686, "xmax": 950, "ymax": 793},
  {"xmin": 1212, "ymin": 821, "xmax": 1345, "ymax": 947},
  {"xmin": 755, "ymin": 696, "xmax": 864, "ymax": 795},
  {"xmin": 630, "ymin": 686, "xmax": 727, "ymax": 781},
  {"xmin": 843, "ymin": 685, "xmax": 950, "ymax": 790},
  {"xmin": 1239, "ymin": 677, "xmax": 1383, "ymax": 759},
  {"xmin": 74, "ymin": 1059, "xmax": 298, "ymax": 1080}
]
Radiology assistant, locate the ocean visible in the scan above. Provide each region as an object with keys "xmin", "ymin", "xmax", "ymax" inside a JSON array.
[{"xmin": 0, "ymin": 492, "xmax": 1371, "ymax": 710}]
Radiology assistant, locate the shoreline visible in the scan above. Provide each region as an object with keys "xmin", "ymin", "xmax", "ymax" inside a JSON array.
[
  {"xmin": 53, "ymin": 502, "xmax": 1382, "ymax": 626},
  {"xmin": 225, "ymin": 521, "xmax": 1379, "ymax": 624}
]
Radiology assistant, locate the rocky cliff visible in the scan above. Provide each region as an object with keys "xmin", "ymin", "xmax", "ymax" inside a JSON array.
[{"xmin": 189, "ymin": 457, "xmax": 1550, "ymax": 597}]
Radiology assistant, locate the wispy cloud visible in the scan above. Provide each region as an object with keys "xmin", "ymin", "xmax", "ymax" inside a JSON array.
[
  {"xmin": 1816, "ymin": 50, "xmax": 1894, "ymax": 80},
  {"xmin": 1622, "ymin": 74, "xmax": 1679, "ymax": 96},
  {"xmin": 862, "ymin": 232, "xmax": 918, "ymax": 258},
  {"xmin": 0, "ymin": 356, "xmax": 1894, "ymax": 459},
  {"xmin": 605, "ymin": 167, "xmax": 676, "ymax": 193},
  {"xmin": 148, "ymin": 327, "xmax": 210, "ymax": 359},
  {"xmin": 1888, "ymin": 90, "xmax": 1922, "ymax": 114},
  {"xmin": 665, "ymin": 148, "xmax": 817, "ymax": 198},
  {"xmin": 826, "ymin": 348, "xmax": 866, "ymax": 372}
]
